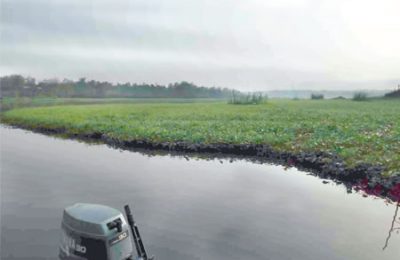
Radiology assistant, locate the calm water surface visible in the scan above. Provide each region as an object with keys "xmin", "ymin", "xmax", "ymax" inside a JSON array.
[{"xmin": 1, "ymin": 126, "xmax": 399, "ymax": 260}]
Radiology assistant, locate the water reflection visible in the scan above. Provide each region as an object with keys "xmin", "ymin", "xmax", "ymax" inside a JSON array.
[
  {"xmin": 4, "ymin": 125, "xmax": 399, "ymax": 203},
  {"xmin": 383, "ymin": 202, "xmax": 400, "ymax": 250},
  {"xmin": 108, "ymin": 145, "xmax": 400, "ymax": 204},
  {"xmin": 1, "ymin": 126, "xmax": 400, "ymax": 260}
]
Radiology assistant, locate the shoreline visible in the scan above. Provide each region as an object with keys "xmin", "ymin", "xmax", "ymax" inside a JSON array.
[{"xmin": 3, "ymin": 123, "xmax": 400, "ymax": 203}]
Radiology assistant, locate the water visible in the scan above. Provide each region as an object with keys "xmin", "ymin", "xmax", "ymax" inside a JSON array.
[{"xmin": 1, "ymin": 126, "xmax": 399, "ymax": 260}]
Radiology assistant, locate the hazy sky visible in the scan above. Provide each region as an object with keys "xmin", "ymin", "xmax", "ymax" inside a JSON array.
[{"xmin": 1, "ymin": 0, "xmax": 399, "ymax": 90}]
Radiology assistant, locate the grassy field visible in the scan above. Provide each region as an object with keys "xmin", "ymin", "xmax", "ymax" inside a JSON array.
[
  {"xmin": 0, "ymin": 97, "xmax": 220, "ymax": 111},
  {"xmin": 1, "ymin": 99, "xmax": 400, "ymax": 176}
]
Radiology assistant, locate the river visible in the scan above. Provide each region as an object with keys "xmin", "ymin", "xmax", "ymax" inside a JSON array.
[{"xmin": 1, "ymin": 126, "xmax": 399, "ymax": 260}]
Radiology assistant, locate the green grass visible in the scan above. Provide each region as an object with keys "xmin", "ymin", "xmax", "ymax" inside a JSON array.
[
  {"xmin": 2, "ymin": 99, "xmax": 400, "ymax": 176},
  {"xmin": 0, "ymin": 97, "xmax": 220, "ymax": 111}
]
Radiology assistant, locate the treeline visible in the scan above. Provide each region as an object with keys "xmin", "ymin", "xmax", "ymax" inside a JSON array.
[
  {"xmin": 384, "ymin": 87, "xmax": 400, "ymax": 98},
  {"xmin": 0, "ymin": 75, "xmax": 234, "ymax": 99}
]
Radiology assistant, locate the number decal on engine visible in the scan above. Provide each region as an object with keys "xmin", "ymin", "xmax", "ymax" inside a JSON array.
[{"xmin": 109, "ymin": 230, "xmax": 129, "ymax": 245}]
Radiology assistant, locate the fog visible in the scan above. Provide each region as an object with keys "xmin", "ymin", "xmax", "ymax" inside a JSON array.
[{"xmin": 1, "ymin": 0, "xmax": 399, "ymax": 90}]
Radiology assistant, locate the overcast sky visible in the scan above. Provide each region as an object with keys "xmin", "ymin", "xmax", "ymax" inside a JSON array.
[{"xmin": 1, "ymin": 0, "xmax": 399, "ymax": 90}]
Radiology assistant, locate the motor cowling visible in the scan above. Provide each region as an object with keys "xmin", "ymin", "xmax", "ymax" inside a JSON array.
[{"xmin": 59, "ymin": 203, "xmax": 134, "ymax": 260}]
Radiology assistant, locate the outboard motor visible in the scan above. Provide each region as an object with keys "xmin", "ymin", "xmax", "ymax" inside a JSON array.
[{"xmin": 59, "ymin": 203, "xmax": 153, "ymax": 260}]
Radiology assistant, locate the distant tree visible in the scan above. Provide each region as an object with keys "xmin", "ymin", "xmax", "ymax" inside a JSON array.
[
  {"xmin": 0, "ymin": 75, "xmax": 26, "ymax": 97},
  {"xmin": 0, "ymin": 75, "xmax": 235, "ymax": 99},
  {"xmin": 311, "ymin": 93, "xmax": 324, "ymax": 100},
  {"xmin": 384, "ymin": 85, "xmax": 400, "ymax": 98},
  {"xmin": 229, "ymin": 92, "xmax": 266, "ymax": 105},
  {"xmin": 353, "ymin": 92, "xmax": 368, "ymax": 101}
]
